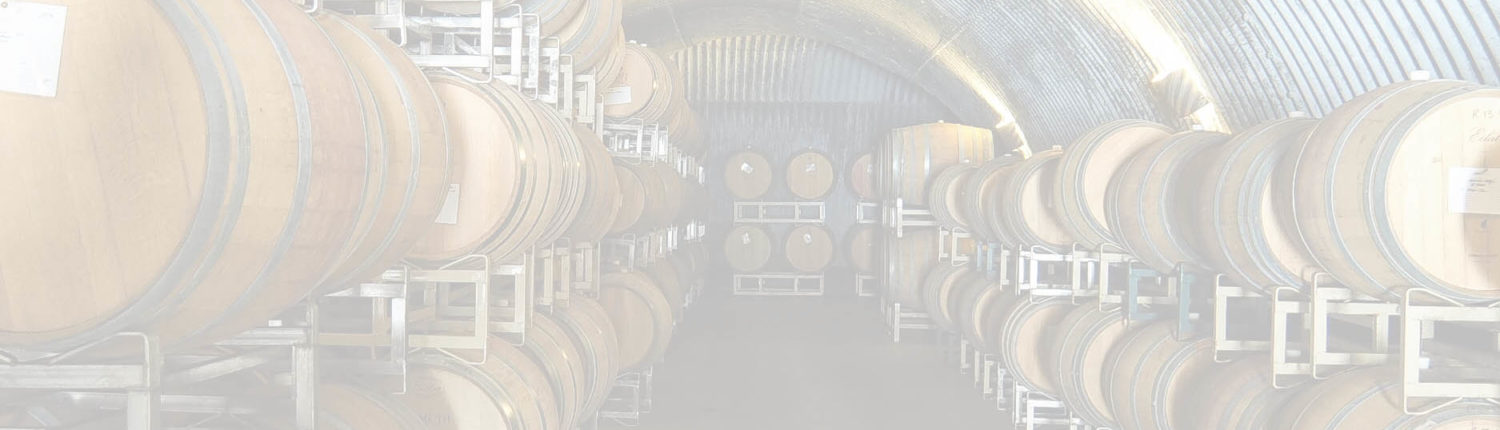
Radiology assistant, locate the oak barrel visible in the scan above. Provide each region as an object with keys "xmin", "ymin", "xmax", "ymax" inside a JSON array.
[
  {"xmin": 993, "ymin": 148, "xmax": 1074, "ymax": 252},
  {"xmin": 884, "ymin": 229, "xmax": 941, "ymax": 306},
  {"xmin": 319, "ymin": 384, "xmax": 426, "ymax": 430},
  {"xmin": 784, "ymin": 225, "xmax": 835, "ymax": 273},
  {"xmin": 724, "ymin": 150, "xmax": 774, "ymax": 200},
  {"xmin": 402, "ymin": 336, "xmax": 558, "ymax": 429},
  {"xmin": 1176, "ymin": 356, "xmax": 1283, "ymax": 430},
  {"xmin": 610, "ymin": 162, "xmax": 680, "ymax": 233},
  {"xmin": 1055, "ymin": 121, "xmax": 1173, "ymax": 248},
  {"xmin": 553, "ymin": 297, "xmax": 621, "ymax": 421},
  {"xmin": 964, "ymin": 157, "xmax": 1022, "ymax": 244},
  {"xmin": 518, "ymin": 312, "xmax": 590, "ymax": 429},
  {"xmin": 920, "ymin": 265, "xmax": 975, "ymax": 331},
  {"xmin": 643, "ymin": 259, "xmax": 687, "ymax": 320},
  {"xmin": 564, "ymin": 127, "xmax": 624, "ymax": 242},
  {"xmin": 928, "ymin": 165, "xmax": 978, "ymax": 229},
  {"xmin": 598, "ymin": 271, "xmax": 675, "ymax": 370},
  {"xmin": 1049, "ymin": 305, "xmax": 1130, "ymax": 427},
  {"xmin": 848, "ymin": 153, "xmax": 877, "ymax": 200},
  {"xmin": 0, "ymin": 0, "xmax": 374, "ymax": 351},
  {"xmin": 603, "ymin": 43, "xmax": 682, "ymax": 122},
  {"xmin": 554, "ymin": 0, "xmax": 623, "ymax": 78},
  {"xmin": 314, "ymin": 13, "xmax": 452, "ymax": 290},
  {"xmin": 994, "ymin": 296, "xmax": 1072, "ymax": 394},
  {"xmin": 786, "ymin": 151, "xmax": 836, "ymax": 200},
  {"xmin": 881, "ymin": 123, "xmax": 995, "ymax": 206},
  {"xmin": 725, "ymin": 225, "xmax": 775, "ymax": 272},
  {"xmin": 1199, "ymin": 118, "xmax": 1320, "ymax": 289},
  {"xmin": 1101, "ymin": 322, "xmax": 1216, "ymax": 430},
  {"xmin": 1292, "ymin": 80, "xmax": 1500, "ymax": 302},
  {"xmin": 1105, "ymin": 131, "xmax": 1229, "ymax": 273},
  {"xmin": 1270, "ymin": 367, "xmax": 1500, "ymax": 430},
  {"xmin": 846, "ymin": 224, "xmax": 878, "ymax": 273},
  {"xmin": 407, "ymin": 74, "xmax": 584, "ymax": 265}
]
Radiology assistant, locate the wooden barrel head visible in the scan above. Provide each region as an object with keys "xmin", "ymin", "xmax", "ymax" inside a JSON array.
[
  {"xmin": 919, "ymin": 265, "xmax": 970, "ymax": 331},
  {"xmin": 1056, "ymin": 121, "xmax": 1173, "ymax": 248},
  {"xmin": 846, "ymin": 224, "xmax": 878, "ymax": 273},
  {"xmin": 1294, "ymin": 80, "xmax": 1500, "ymax": 302},
  {"xmin": 784, "ymin": 225, "xmax": 834, "ymax": 272},
  {"xmin": 964, "ymin": 157, "xmax": 1020, "ymax": 243},
  {"xmin": 724, "ymin": 151, "xmax": 773, "ymax": 200},
  {"xmin": 848, "ymin": 153, "xmax": 877, "ymax": 200},
  {"xmin": 725, "ymin": 225, "xmax": 774, "ymax": 272},
  {"xmin": 786, "ymin": 151, "xmax": 836, "ymax": 200},
  {"xmin": 598, "ymin": 271, "xmax": 675, "ymax": 371},
  {"xmin": 403, "ymin": 338, "xmax": 556, "ymax": 430},
  {"xmin": 522, "ymin": 312, "xmax": 589, "ymax": 428},
  {"xmin": 554, "ymin": 297, "xmax": 621, "ymax": 419},
  {"xmin": 602, "ymin": 44, "xmax": 677, "ymax": 122},
  {"xmin": 1101, "ymin": 322, "xmax": 1216, "ymax": 430}
]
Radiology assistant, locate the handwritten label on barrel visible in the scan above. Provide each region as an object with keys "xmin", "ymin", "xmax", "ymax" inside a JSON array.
[
  {"xmin": 435, "ymin": 184, "xmax": 461, "ymax": 224},
  {"xmin": 1449, "ymin": 168, "xmax": 1500, "ymax": 215},
  {"xmin": 0, "ymin": 2, "xmax": 67, "ymax": 97},
  {"xmin": 602, "ymin": 86, "xmax": 632, "ymax": 105}
]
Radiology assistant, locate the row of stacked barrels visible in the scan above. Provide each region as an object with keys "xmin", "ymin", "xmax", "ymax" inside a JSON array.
[
  {"xmin": 883, "ymin": 80, "xmax": 1500, "ymax": 429},
  {"xmin": 0, "ymin": 1, "xmax": 705, "ymax": 428},
  {"xmin": 721, "ymin": 149, "xmax": 873, "ymax": 274}
]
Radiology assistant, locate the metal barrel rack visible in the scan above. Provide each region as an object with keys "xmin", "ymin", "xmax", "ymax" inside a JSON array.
[{"xmin": 878, "ymin": 199, "xmax": 937, "ymax": 343}]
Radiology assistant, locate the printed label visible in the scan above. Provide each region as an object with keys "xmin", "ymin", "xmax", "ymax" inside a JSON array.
[
  {"xmin": 435, "ymin": 184, "xmax": 461, "ymax": 224},
  {"xmin": 1449, "ymin": 168, "xmax": 1500, "ymax": 215},
  {"xmin": 0, "ymin": 2, "xmax": 67, "ymax": 97},
  {"xmin": 602, "ymin": 86, "xmax": 632, "ymax": 105}
]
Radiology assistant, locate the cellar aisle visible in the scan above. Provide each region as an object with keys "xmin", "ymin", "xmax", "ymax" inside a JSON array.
[{"xmin": 604, "ymin": 282, "xmax": 1013, "ymax": 430}]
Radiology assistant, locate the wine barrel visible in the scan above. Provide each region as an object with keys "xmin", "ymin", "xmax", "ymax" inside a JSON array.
[
  {"xmin": 993, "ymin": 148, "xmax": 1074, "ymax": 252},
  {"xmin": 724, "ymin": 150, "xmax": 774, "ymax": 200},
  {"xmin": 920, "ymin": 265, "xmax": 974, "ymax": 331},
  {"xmin": 885, "ymin": 229, "xmax": 941, "ymax": 306},
  {"xmin": 1199, "ymin": 118, "xmax": 1320, "ymax": 289},
  {"xmin": 882, "ymin": 123, "xmax": 996, "ymax": 205},
  {"xmin": 966, "ymin": 283, "xmax": 1011, "ymax": 354},
  {"xmin": 1101, "ymin": 321, "xmax": 1216, "ymax": 430},
  {"xmin": 1177, "ymin": 356, "xmax": 1283, "ymax": 430},
  {"xmin": 1270, "ymin": 367, "xmax": 1500, "ymax": 430},
  {"xmin": 784, "ymin": 225, "xmax": 835, "ymax": 272},
  {"xmin": 664, "ymin": 102, "xmax": 707, "ymax": 158},
  {"xmin": 553, "ymin": 297, "xmax": 621, "ymax": 422},
  {"xmin": 1049, "ymin": 305, "xmax": 1131, "ymax": 427},
  {"xmin": 319, "ymin": 384, "xmax": 426, "ymax": 430},
  {"xmin": 964, "ymin": 157, "xmax": 1022, "ymax": 244},
  {"xmin": 848, "ymin": 153, "xmax": 877, "ymax": 200},
  {"xmin": 1055, "ymin": 121, "xmax": 1174, "ymax": 248},
  {"xmin": 565, "ymin": 127, "xmax": 624, "ymax": 242},
  {"xmin": 1106, "ymin": 131, "xmax": 1230, "ymax": 273},
  {"xmin": 1292, "ymin": 80, "xmax": 1500, "ymax": 303},
  {"xmin": 786, "ymin": 151, "xmax": 836, "ymax": 200},
  {"xmin": 598, "ymin": 271, "xmax": 675, "ymax": 370},
  {"xmin": 403, "ymin": 336, "xmax": 557, "ymax": 429},
  {"xmin": 408, "ymin": 74, "xmax": 583, "ymax": 265},
  {"xmin": 846, "ymin": 224, "xmax": 878, "ymax": 273},
  {"xmin": 994, "ymin": 296, "xmax": 1073, "ymax": 394},
  {"xmin": 725, "ymin": 225, "xmax": 775, "ymax": 272},
  {"xmin": 0, "ymin": 0, "xmax": 377, "ymax": 351},
  {"xmin": 947, "ymin": 275, "xmax": 1001, "ymax": 349},
  {"xmin": 603, "ymin": 43, "xmax": 681, "ymax": 122},
  {"xmin": 313, "ymin": 13, "xmax": 453, "ymax": 291},
  {"xmin": 643, "ymin": 259, "xmax": 687, "ymax": 320},
  {"xmin": 610, "ymin": 162, "xmax": 680, "ymax": 233},
  {"xmin": 929, "ymin": 165, "xmax": 978, "ymax": 229},
  {"xmin": 517, "ymin": 312, "xmax": 590, "ymax": 429},
  {"xmin": 555, "ymin": 0, "xmax": 623, "ymax": 76}
]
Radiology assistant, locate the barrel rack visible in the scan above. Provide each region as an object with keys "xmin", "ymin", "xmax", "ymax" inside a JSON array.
[
  {"xmin": 731, "ymin": 201, "xmax": 829, "ymax": 297},
  {"xmin": 879, "ymin": 199, "xmax": 937, "ymax": 343}
]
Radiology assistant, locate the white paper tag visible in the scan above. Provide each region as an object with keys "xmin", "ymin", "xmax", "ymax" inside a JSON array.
[
  {"xmin": 0, "ymin": 2, "xmax": 67, "ymax": 97},
  {"xmin": 602, "ymin": 86, "xmax": 632, "ymax": 105},
  {"xmin": 435, "ymin": 184, "xmax": 461, "ymax": 224},
  {"xmin": 1449, "ymin": 168, "xmax": 1500, "ymax": 215}
]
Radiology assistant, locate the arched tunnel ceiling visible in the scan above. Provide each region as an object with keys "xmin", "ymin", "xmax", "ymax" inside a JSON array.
[{"xmin": 624, "ymin": 0, "xmax": 1500, "ymax": 149}]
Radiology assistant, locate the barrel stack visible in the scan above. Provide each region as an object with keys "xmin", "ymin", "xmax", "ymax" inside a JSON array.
[
  {"xmin": 890, "ymin": 79, "xmax": 1500, "ymax": 430},
  {"xmin": 0, "ymin": 2, "xmax": 708, "ymax": 429},
  {"xmin": 721, "ymin": 148, "xmax": 837, "ymax": 296}
]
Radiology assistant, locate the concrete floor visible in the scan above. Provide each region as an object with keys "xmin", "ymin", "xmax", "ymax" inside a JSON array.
[{"xmin": 604, "ymin": 283, "xmax": 1012, "ymax": 430}]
